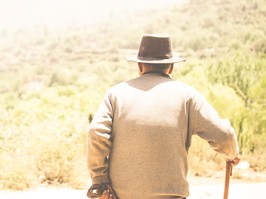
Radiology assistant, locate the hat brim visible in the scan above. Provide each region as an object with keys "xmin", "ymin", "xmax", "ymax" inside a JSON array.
[{"xmin": 127, "ymin": 56, "xmax": 185, "ymax": 64}]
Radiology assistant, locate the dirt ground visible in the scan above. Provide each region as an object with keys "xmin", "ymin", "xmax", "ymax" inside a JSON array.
[
  {"xmin": 1, "ymin": 168, "xmax": 266, "ymax": 199},
  {"xmin": 1, "ymin": 182, "xmax": 265, "ymax": 199}
]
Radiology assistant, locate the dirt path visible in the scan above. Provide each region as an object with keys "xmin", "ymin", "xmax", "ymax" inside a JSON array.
[
  {"xmin": 1, "ymin": 169, "xmax": 266, "ymax": 199},
  {"xmin": 1, "ymin": 182, "xmax": 266, "ymax": 199}
]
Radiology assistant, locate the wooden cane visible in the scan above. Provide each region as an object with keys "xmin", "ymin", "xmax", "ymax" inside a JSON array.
[{"xmin": 223, "ymin": 161, "xmax": 233, "ymax": 199}]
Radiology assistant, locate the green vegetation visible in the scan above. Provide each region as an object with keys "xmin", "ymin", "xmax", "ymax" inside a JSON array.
[{"xmin": 0, "ymin": 0, "xmax": 265, "ymax": 190}]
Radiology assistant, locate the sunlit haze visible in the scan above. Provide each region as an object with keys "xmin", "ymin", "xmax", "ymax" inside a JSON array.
[{"xmin": 0, "ymin": 0, "xmax": 187, "ymax": 30}]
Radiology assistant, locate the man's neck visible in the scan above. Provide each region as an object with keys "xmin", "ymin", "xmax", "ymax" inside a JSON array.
[{"xmin": 142, "ymin": 71, "xmax": 170, "ymax": 78}]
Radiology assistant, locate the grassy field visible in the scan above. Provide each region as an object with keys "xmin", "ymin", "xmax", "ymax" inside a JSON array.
[{"xmin": 0, "ymin": 0, "xmax": 265, "ymax": 190}]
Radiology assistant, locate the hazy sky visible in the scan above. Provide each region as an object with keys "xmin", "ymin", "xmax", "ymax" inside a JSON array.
[{"xmin": 0, "ymin": 0, "xmax": 187, "ymax": 30}]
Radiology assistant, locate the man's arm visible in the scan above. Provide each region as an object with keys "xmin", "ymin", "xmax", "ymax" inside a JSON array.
[
  {"xmin": 189, "ymin": 90, "xmax": 239, "ymax": 160},
  {"xmin": 87, "ymin": 93, "xmax": 113, "ymax": 184}
]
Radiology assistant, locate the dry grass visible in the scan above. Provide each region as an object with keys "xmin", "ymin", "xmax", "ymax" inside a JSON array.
[{"xmin": 0, "ymin": 0, "xmax": 265, "ymax": 191}]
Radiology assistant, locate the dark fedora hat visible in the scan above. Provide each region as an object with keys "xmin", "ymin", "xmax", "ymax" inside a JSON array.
[{"xmin": 127, "ymin": 33, "xmax": 185, "ymax": 64}]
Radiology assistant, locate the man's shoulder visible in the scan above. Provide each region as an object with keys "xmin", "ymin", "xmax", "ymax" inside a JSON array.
[
  {"xmin": 108, "ymin": 77, "xmax": 199, "ymax": 95},
  {"xmin": 107, "ymin": 81, "xmax": 129, "ymax": 94},
  {"xmin": 167, "ymin": 79, "xmax": 197, "ymax": 92}
]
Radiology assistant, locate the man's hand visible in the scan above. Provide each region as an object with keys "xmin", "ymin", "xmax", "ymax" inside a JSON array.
[
  {"xmin": 227, "ymin": 156, "xmax": 240, "ymax": 166},
  {"xmin": 231, "ymin": 156, "xmax": 240, "ymax": 166},
  {"xmin": 87, "ymin": 183, "xmax": 117, "ymax": 199},
  {"xmin": 98, "ymin": 184, "xmax": 117, "ymax": 199}
]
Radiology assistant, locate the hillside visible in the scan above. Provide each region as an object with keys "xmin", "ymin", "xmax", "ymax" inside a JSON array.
[{"xmin": 0, "ymin": 0, "xmax": 265, "ymax": 190}]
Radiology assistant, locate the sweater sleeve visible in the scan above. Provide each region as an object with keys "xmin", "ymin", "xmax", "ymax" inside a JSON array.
[
  {"xmin": 189, "ymin": 90, "xmax": 239, "ymax": 160},
  {"xmin": 87, "ymin": 92, "xmax": 113, "ymax": 184}
]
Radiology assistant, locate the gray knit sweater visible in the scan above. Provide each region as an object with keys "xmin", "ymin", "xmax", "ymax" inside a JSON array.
[{"xmin": 87, "ymin": 73, "xmax": 239, "ymax": 198}]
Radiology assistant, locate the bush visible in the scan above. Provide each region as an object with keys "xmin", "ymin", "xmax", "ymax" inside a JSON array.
[{"xmin": 0, "ymin": 0, "xmax": 265, "ymax": 190}]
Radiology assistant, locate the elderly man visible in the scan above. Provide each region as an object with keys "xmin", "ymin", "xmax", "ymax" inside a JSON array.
[{"xmin": 87, "ymin": 34, "xmax": 239, "ymax": 199}]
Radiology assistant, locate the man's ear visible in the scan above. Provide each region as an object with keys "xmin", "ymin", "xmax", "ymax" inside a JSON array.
[
  {"xmin": 167, "ymin": 64, "xmax": 174, "ymax": 74},
  {"xmin": 138, "ymin": 63, "xmax": 143, "ymax": 75}
]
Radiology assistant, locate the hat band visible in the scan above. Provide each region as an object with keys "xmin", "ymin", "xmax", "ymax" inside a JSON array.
[{"xmin": 137, "ymin": 55, "xmax": 173, "ymax": 60}]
